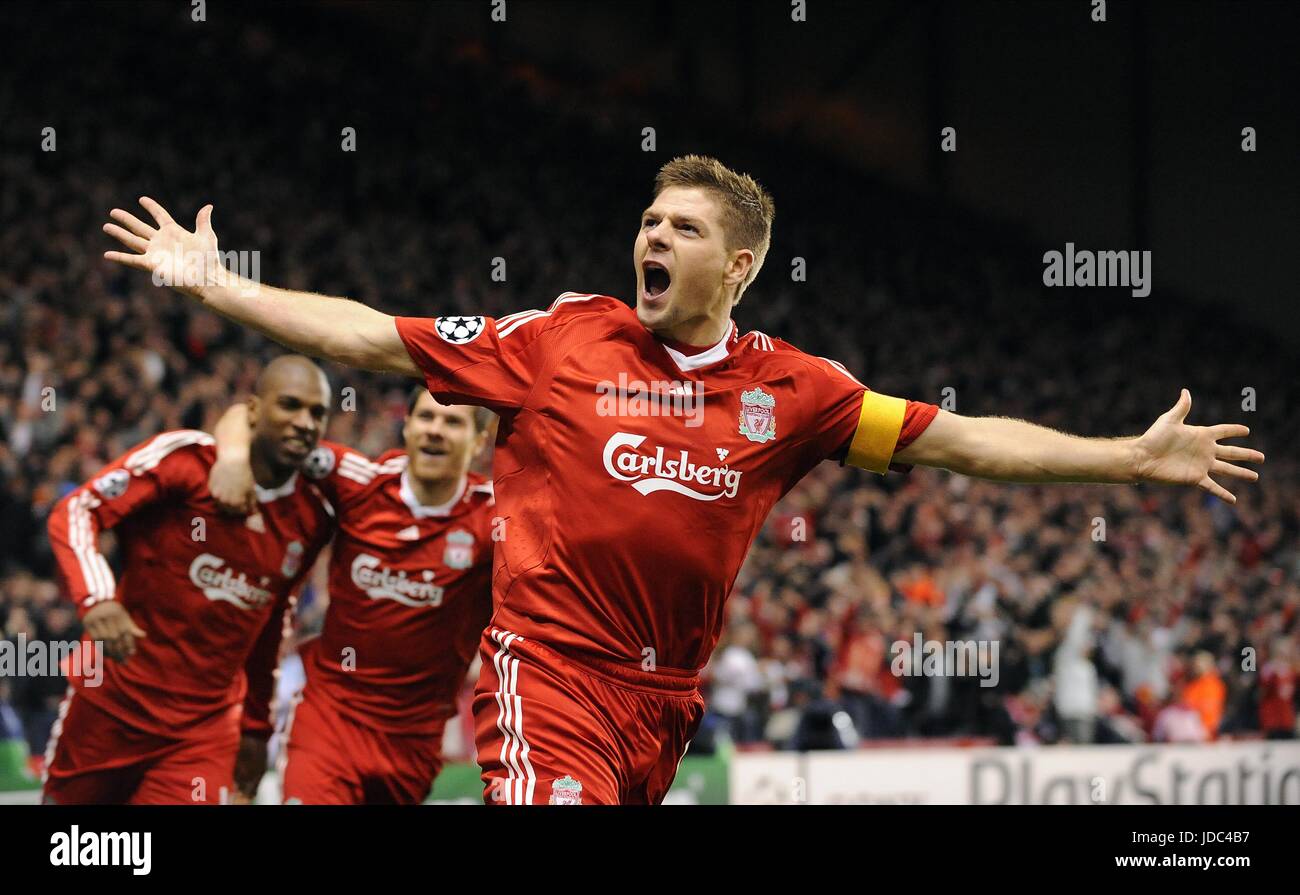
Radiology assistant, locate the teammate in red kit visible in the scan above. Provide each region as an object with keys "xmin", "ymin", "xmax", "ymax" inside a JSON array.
[
  {"xmin": 103, "ymin": 157, "xmax": 1264, "ymax": 803},
  {"xmin": 207, "ymin": 388, "xmax": 495, "ymax": 803},
  {"xmin": 43, "ymin": 356, "xmax": 334, "ymax": 804}
]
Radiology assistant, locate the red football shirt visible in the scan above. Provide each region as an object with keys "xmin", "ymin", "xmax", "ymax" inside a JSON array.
[
  {"xmin": 396, "ymin": 294, "xmax": 936, "ymax": 672},
  {"xmin": 297, "ymin": 442, "xmax": 495, "ymax": 733},
  {"xmin": 46, "ymin": 431, "xmax": 333, "ymax": 737}
]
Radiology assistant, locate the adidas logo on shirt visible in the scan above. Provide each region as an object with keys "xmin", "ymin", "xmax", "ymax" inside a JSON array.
[{"xmin": 396, "ymin": 525, "xmax": 420, "ymax": 541}]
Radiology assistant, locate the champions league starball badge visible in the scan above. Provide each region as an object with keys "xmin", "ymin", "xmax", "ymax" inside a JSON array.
[
  {"xmin": 435, "ymin": 316, "xmax": 486, "ymax": 345},
  {"xmin": 302, "ymin": 446, "xmax": 335, "ymax": 480},
  {"xmin": 93, "ymin": 469, "xmax": 131, "ymax": 499}
]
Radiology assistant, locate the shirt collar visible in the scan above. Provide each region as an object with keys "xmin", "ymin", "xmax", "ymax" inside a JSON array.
[
  {"xmin": 400, "ymin": 471, "xmax": 467, "ymax": 518},
  {"xmin": 255, "ymin": 471, "xmax": 299, "ymax": 503},
  {"xmin": 659, "ymin": 320, "xmax": 738, "ymax": 372}
]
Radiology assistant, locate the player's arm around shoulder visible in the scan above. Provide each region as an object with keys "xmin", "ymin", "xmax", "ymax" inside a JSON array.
[{"xmin": 209, "ymin": 403, "xmax": 257, "ymax": 514}]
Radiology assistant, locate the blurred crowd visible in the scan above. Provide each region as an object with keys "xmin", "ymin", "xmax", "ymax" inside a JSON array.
[{"xmin": 1, "ymin": 2, "xmax": 1296, "ymax": 764}]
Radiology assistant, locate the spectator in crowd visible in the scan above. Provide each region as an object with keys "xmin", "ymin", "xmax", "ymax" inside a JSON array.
[
  {"xmin": 1094, "ymin": 685, "xmax": 1147, "ymax": 744},
  {"xmin": 1259, "ymin": 638, "xmax": 1297, "ymax": 740},
  {"xmin": 1153, "ymin": 686, "xmax": 1209, "ymax": 744},
  {"xmin": 789, "ymin": 681, "xmax": 859, "ymax": 752},
  {"xmin": 1182, "ymin": 651, "xmax": 1227, "ymax": 741},
  {"xmin": 1054, "ymin": 600, "xmax": 1100, "ymax": 744},
  {"xmin": 706, "ymin": 623, "xmax": 767, "ymax": 744}
]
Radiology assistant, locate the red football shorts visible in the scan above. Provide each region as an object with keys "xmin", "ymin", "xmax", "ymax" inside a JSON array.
[
  {"xmin": 474, "ymin": 626, "xmax": 706, "ymax": 805},
  {"xmin": 278, "ymin": 683, "xmax": 446, "ymax": 805},
  {"xmin": 42, "ymin": 687, "xmax": 239, "ymax": 805}
]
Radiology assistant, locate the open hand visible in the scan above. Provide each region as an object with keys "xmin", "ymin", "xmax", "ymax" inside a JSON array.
[
  {"xmin": 103, "ymin": 197, "xmax": 224, "ymax": 297},
  {"xmin": 1134, "ymin": 390, "xmax": 1264, "ymax": 503}
]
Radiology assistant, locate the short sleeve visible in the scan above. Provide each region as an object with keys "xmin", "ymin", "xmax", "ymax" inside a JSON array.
[
  {"xmin": 395, "ymin": 293, "xmax": 616, "ymax": 415},
  {"xmin": 47, "ymin": 431, "xmax": 211, "ymax": 615},
  {"xmin": 811, "ymin": 358, "xmax": 939, "ymax": 474},
  {"xmin": 395, "ymin": 312, "xmax": 550, "ymax": 414},
  {"xmin": 299, "ymin": 439, "xmax": 392, "ymax": 514}
]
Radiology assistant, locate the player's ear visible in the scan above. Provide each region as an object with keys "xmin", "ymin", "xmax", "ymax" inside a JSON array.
[
  {"xmin": 471, "ymin": 425, "xmax": 489, "ymax": 459},
  {"xmin": 246, "ymin": 395, "xmax": 261, "ymax": 429},
  {"xmin": 726, "ymin": 248, "xmax": 754, "ymax": 304}
]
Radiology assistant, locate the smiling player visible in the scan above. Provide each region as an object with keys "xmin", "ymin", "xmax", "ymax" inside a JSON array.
[
  {"xmin": 209, "ymin": 388, "xmax": 494, "ymax": 804},
  {"xmin": 43, "ymin": 356, "xmax": 334, "ymax": 804},
  {"xmin": 102, "ymin": 155, "xmax": 1263, "ymax": 803}
]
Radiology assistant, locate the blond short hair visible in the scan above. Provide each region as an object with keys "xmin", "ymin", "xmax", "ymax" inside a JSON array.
[{"xmin": 654, "ymin": 155, "xmax": 775, "ymax": 304}]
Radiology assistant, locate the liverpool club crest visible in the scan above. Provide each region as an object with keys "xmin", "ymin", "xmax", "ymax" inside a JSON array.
[
  {"xmin": 738, "ymin": 386, "xmax": 776, "ymax": 443},
  {"xmin": 443, "ymin": 529, "xmax": 475, "ymax": 570},
  {"xmin": 549, "ymin": 775, "xmax": 583, "ymax": 805}
]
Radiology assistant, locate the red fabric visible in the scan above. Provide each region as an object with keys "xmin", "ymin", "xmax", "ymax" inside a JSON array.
[
  {"xmin": 1259, "ymin": 662, "xmax": 1296, "ymax": 732},
  {"xmin": 396, "ymin": 293, "xmax": 937, "ymax": 673},
  {"xmin": 833, "ymin": 629, "xmax": 884, "ymax": 694},
  {"xmin": 45, "ymin": 430, "xmax": 332, "ymax": 739},
  {"xmin": 279, "ymin": 685, "xmax": 446, "ymax": 805},
  {"xmin": 303, "ymin": 442, "xmax": 494, "ymax": 734},
  {"xmin": 42, "ymin": 688, "xmax": 239, "ymax": 805},
  {"xmin": 473, "ymin": 626, "xmax": 705, "ymax": 805}
]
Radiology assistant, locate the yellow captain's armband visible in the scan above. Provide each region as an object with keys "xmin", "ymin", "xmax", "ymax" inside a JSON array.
[{"xmin": 845, "ymin": 391, "xmax": 906, "ymax": 474}]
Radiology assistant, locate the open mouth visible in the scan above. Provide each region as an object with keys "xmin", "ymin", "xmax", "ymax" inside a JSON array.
[
  {"xmin": 418, "ymin": 445, "xmax": 448, "ymax": 458},
  {"xmin": 283, "ymin": 436, "xmax": 310, "ymax": 455},
  {"xmin": 643, "ymin": 259, "xmax": 671, "ymax": 298}
]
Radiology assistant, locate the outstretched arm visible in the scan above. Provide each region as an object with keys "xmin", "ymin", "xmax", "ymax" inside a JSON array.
[
  {"xmin": 892, "ymin": 389, "xmax": 1263, "ymax": 503},
  {"xmin": 103, "ymin": 198, "xmax": 418, "ymax": 375}
]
